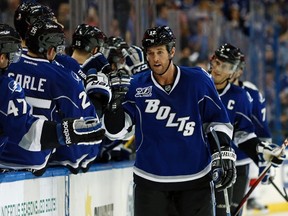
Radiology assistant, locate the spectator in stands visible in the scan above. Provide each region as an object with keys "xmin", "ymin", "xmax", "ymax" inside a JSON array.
[
  {"xmin": 155, "ymin": 3, "xmax": 169, "ymax": 26},
  {"xmin": 113, "ymin": 0, "xmax": 131, "ymax": 39}
]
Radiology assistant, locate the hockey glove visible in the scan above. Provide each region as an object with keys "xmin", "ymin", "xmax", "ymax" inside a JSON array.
[
  {"xmin": 122, "ymin": 45, "xmax": 148, "ymax": 74},
  {"xmin": 257, "ymin": 141, "xmax": 286, "ymax": 167},
  {"xmin": 258, "ymin": 152, "xmax": 276, "ymax": 184},
  {"xmin": 82, "ymin": 52, "xmax": 112, "ymax": 75},
  {"xmin": 257, "ymin": 141, "xmax": 286, "ymax": 184},
  {"xmin": 211, "ymin": 146, "xmax": 237, "ymax": 192},
  {"xmin": 57, "ymin": 117, "xmax": 105, "ymax": 146},
  {"xmin": 85, "ymin": 68, "xmax": 112, "ymax": 105},
  {"xmin": 108, "ymin": 68, "xmax": 131, "ymax": 111}
]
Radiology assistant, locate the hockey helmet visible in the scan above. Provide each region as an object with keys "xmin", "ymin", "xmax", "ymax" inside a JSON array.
[
  {"xmin": 142, "ymin": 26, "xmax": 175, "ymax": 52},
  {"xmin": 25, "ymin": 18, "xmax": 65, "ymax": 55},
  {"xmin": 106, "ymin": 36, "xmax": 128, "ymax": 64},
  {"xmin": 214, "ymin": 43, "xmax": 241, "ymax": 65},
  {"xmin": 0, "ymin": 24, "xmax": 22, "ymax": 64},
  {"xmin": 72, "ymin": 24, "xmax": 107, "ymax": 52},
  {"xmin": 14, "ymin": 2, "xmax": 55, "ymax": 39}
]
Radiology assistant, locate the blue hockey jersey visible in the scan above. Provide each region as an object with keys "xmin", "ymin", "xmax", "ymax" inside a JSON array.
[
  {"xmin": 123, "ymin": 66, "xmax": 233, "ymax": 183},
  {"xmin": 0, "ymin": 75, "xmax": 52, "ymax": 169},
  {"xmin": 218, "ymin": 83, "xmax": 257, "ymax": 166},
  {"xmin": 241, "ymin": 81, "xmax": 272, "ymax": 141},
  {"xmin": 5, "ymin": 54, "xmax": 99, "ymax": 170}
]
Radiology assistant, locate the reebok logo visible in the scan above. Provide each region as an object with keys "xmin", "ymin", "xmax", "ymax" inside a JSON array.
[{"xmin": 62, "ymin": 121, "xmax": 72, "ymax": 144}]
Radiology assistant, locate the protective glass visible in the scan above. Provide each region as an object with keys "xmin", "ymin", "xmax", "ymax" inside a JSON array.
[
  {"xmin": 211, "ymin": 58, "xmax": 237, "ymax": 73},
  {"xmin": 55, "ymin": 45, "xmax": 66, "ymax": 54},
  {"xmin": 8, "ymin": 47, "xmax": 22, "ymax": 64}
]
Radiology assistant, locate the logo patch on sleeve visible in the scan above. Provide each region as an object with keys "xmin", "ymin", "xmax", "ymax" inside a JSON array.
[{"xmin": 8, "ymin": 80, "xmax": 22, "ymax": 93}]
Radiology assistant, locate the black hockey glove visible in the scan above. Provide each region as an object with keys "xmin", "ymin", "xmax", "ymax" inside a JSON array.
[
  {"xmin": 122, "ymin": 45, "xmax": 148, "ymax": 74},
  {"xmin": 108, "ymin": 68, "xmax": 131, "ymax": 111},
  {"xmin": 57, "ymin": 117, "xmax": 105, "ymax": 146},
  {"xmin": 211, "ymin": 146, "xmax": 237, "ymax": 192}
]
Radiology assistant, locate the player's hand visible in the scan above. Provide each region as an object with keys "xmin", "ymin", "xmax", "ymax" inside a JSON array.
[
  {"xmin": 82, "ymin": 52, "xmax": 112, "ymax": 74},
  {"xmin": 57, "ymin": 117, "xmax": 105, "ymax": 146},
  {"xmin": 122, "ymin": 45, "xmax": 148, "ymax": 74},
  {"xmin": 258, "ymin": 155, "xmax": 276, "ymax": 184},
  {"xmin": 211, "ymin": 146, "xmax": 237, "ymax": 192},
  {"xmin": 257, "ymin": 141, "xmax": 286, "ymax": 184},
  {"xmin": 108, "ymin": 68, "xmax": 131, "ymax": 111},
  {"xmin": 257, "ymin": 141, "xmax": 286, "ymax": 167},
  {"xmin": 85, "ymin": 68, "xmax": 112, "ymax": 105}
]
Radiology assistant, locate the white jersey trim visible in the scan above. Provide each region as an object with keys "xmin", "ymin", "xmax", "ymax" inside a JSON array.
[{"xmin": 133, "ymin": 163, "xmax": 211, "ymax": 183}]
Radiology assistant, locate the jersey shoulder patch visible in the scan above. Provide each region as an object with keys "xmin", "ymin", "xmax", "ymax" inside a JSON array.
[{"xmin": 8, "ymin": 80, "xmax": 22, "ymax": 93}]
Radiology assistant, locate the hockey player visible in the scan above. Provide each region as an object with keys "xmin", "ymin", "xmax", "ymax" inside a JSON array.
[
  {"xmin": 70, "ymin": 23, "xmax": 118, "ymax": 165},
  {"xmin": 71, "ymin": 24, "xmax": 133, "ymax": 162},
  {"xmin": 0, "ymin": 24, "xmax": 104, "ymax": 165},
  {"xmin": 13, "ymin": 3, "xmax": 112, "ymax": 172},
  {"xmin": 71, "ymin": 24, "xmax": 112, "ymax": 116},
  {"xmin": 209, "ymin": 43, "xmax": 286, "ymax": 216},
  {"xmin": 230, "ymin": 50, "xmax": 272, "ymax": 212},
  {"xmin": 14, "ymin": 2, "xmax": 62, "ymax": 50},
  {"xmin": 103, "ymin": 25, "xmax": 236, "ymax": 216},
  {"xmin": 102, "ymin": 35, "xmax": 148, "ymax": 75},
  {"xmin": 4, "ymin": 18, "xmax": 102, "ymax": 175}
]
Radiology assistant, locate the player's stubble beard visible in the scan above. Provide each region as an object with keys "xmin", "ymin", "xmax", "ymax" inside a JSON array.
[{"xmin": 148, "ymin": 57, "xmax": 172, "ymax": 77}]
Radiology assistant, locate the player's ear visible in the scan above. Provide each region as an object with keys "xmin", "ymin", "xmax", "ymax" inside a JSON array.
[
  {"xmin": 170, "ymin": 47, "xmax": 176, "ymax": 59},
  {"xmin": 0, "ymin": 53, "xmax": 5, "ymax": 61},
  {"xmin": 47, "ymin": 47, "xmax": 56, "ymax": 61},
  {"xmin": 91, "ymin": 47, "xmax": 98, "ymax": 55},
  {"xmin": 0, "ymin": 54, "xmax": 5, "ymax": 66}
]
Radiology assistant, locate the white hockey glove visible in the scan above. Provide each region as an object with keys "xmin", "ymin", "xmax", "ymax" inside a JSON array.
[
  {"xmin": 122, "ymin": 45, "xmax": 148, "ymax": 74},
  {"xmin": 257, "ymin": 141, "xmax": 286, "ymax": 184},
  {"xmin": 57, "ymin": 117, "xmax": 105, "ymax": 146},
  {"xmin": 211, "ymin": 146, "xmax": 237, "ymax": 192},
  {"xmin": 82, "ymin": 52, "xmax": 112, "ymax": 75},
  {"xmin": 85, "ymin": 68, "xmax": 112, "ymax": 105},
  {"xmin": 257, "ymin": 141, "xmax": 286, "ymax": 167},
  {"xmin": 108, "ymin": 67, "xmax": 131, "ymax": 111}
]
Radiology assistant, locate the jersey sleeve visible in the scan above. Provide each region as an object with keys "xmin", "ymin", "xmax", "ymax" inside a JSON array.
[
  {"xmin": 0, "ymin": 78, "xmax": 60, "ymax": 151},
  {"xmin": 50, "ymin": 68, "xmax": 98, "ymax": 120},
  {"xmin": 197, "ymin": 70, "xmax": 233, "ymax": 139},
  {"xmin": 248, "ymin": 87, "xmax": 272, "ymax": 141},
  {"xmin": 233, "ymin": 90, "xmax": 257, "ymax": 145}
]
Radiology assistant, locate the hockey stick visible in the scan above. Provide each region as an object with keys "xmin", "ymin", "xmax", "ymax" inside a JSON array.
[
  {"xmin": 210, "ymin": 127, "xmax": 231, "ymax": 216},
  {"xmin": 233, "ymin": 138, "xmax": 288, "ymax": 216},
  {"xmin": 269, "ymin": 177, "xmax": 288, "ymax": 202}
]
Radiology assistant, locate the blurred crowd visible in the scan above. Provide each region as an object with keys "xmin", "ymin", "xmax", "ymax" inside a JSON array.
[{"xmin": 0, "ymin": 0, "xmax": 287, "ymax": 138}]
